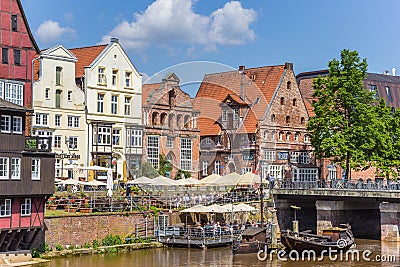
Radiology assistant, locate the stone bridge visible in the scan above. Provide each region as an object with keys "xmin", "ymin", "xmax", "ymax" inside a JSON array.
[{"xmin": 272, "ymin": 180, "xmax": 400, "ymax": 242}]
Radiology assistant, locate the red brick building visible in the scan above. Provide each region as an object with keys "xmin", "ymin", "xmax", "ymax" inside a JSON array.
[
  {"xmin": 194, "ymin": 63, "xmax": 316, "ymax": 182},
  {"xmin": 142, "ymin": 73, "xmax": 200, "ymax": 179},
  {"xmin": 296, "ymin": 69, "xmax": 400, "ymax": 180}
]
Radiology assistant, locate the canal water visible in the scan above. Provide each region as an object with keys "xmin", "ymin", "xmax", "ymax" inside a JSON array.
[{"xmin": 33, "ymin": 240, "xmax": 399, "ymax": 267}]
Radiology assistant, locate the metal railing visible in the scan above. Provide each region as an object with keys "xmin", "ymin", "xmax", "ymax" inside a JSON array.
[{"xmin": 278, "ymin": 179, "xmax": 400, "ymax": 191}]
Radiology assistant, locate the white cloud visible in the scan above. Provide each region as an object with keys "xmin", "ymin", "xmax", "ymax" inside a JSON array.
[
  {"xmin": 36, "ymin": 20, "xmax": 76, "ymax": 44},
  {"xmin": 101, "ymin": 0, "xmax": 257, "ymax": 51},
  {"xmin": 64, "ymin": 12, "xmax": 74, "ymax": 22}
]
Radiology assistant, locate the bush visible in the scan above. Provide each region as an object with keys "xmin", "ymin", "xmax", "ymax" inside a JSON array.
[
  {"xmin": 101, "ymin": 234, "xmax": 123, "ymax": 247},
  {"xmin": 92, "ymin": 239, "xmax": 100, "ymax": 249},
  {"xmin": 55, "ymin": 244, "xmax": 64, "ymax": 251},
  {"xmin": 31, "ymin": 249, "xmax": 41, "ymax": 258}
]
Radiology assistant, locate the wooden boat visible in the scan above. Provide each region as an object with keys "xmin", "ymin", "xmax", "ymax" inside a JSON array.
[
  {"xmin": 232, "ymin": 227, "xmax": 270, "ymax": 254},
  {"xmin": 281, "ymin": 224, "xmax": 354, "ymax": 254}
]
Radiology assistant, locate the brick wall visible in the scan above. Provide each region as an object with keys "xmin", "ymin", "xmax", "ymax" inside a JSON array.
[{"xmin": 39, "ymin": 213, "xmax": 155, "ymax": 248}]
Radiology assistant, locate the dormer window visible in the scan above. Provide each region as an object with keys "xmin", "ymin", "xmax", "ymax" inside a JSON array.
[{"xmin": 222, "ymin": 109, "xmax": 227, "ymax": 121}]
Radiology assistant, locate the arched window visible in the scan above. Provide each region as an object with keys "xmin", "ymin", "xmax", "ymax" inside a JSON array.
[
  {"xmin": 286, "ymin": 116, "xmax": 290, "ymax": 124},
  {"xmin": 168, "ymin": 114, "xmax": 175, "ymax": 128},
  {"xmin": 184, "ymin": 115, "xmax": 191, "ymax": 129},
  {"xmin": 293, "ymin": 98, "xmax": 297, "ymax": 106},
  {"xmin": 160, "ymin": 113, "xmax": 167, "ymax": 126},
  {"xmin": 301, "ymin": 117, "xmax": 305, "ymax": 125},
  {"xmin": 287, "ymin": 81, "xmax": 291, "ymax": 89},
  {"xmin": 271, "ymin": 114, "xmax": 275, "ymax": 122},
  {"xmin": 286, "ymin": 132, "xmax": 291, "ymax": 141},
  {"xmin": 295, "ymin": 132, "xmax": 300, "ymax": 142},
  {"xmin": 271, "ymin": 131, "xmax": 276, "ymax": 140},
  {"xmin": 263, "ymin": 130, "xmax": 268, "ymax": 140},
  {"xmin": 152, "ymin": 112, "xmax": 159, "ymax": 125},
  {"xmin": 280, "ymin": 97, "xmax": 284, "ymax": 105},
  {"xmin": 304, "ymin": 134, "xmax": 311, "ymax": 143},
  {"xmin": 177, "ymin": 114, "xmax": 183, "ymax": 128},
  {"xmin": 279, "ymin": 132, "xmax": 284, "ymax": 141}
]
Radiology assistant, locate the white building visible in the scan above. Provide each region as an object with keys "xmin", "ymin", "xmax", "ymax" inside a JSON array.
[
  {"xmin": 32, "ymin": 44, "xmax": 86, "ymax": 179},
  {"xmin": 71, "ymin": 38, "xmax": 143, "ymax": 180}
]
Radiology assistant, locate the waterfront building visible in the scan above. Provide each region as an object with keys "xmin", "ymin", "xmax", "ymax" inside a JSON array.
[
  {"xmin": 193, "ymin": 63, "xmax": 315, "ymax": 182},
  {"xmin": 296, "ymin": 69, "xmax": 400, "ymax": 180},
  {"xmin": 142, "ymin": 73, "xmax": 200, "ymax": 178},
  {"xmin": 0, "ymin": 0, "xmax": 40, "ymax": 131},
  {"xmin": 32, "ymin": 45, "xmax": 86, "ymax": 178},
  {"xmin": 0, "ymin": 93, "xmax": 55, "ymax": 252}
]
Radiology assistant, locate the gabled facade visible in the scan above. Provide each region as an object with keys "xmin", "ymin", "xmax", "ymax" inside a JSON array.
[
  {"xmin": 75, "ymin": 38, "xmax": 143, "ymax": 179},
  {"xmin": 32, "ymin": 45, "xmax": 86, "ymax": 178},
  {"xmin": 142, "ymin": 73, "xmax": 200, "ymax": 178},
  {"xmin": 0, "ymin": 98, "xmax": 55, "ymax": 251},
  {"xmin": 194, "ymin": 63, "xmax": 316, "ymax": 181},
  {"xmin": 0, "ymin": 0, "xmax": 40, "ymax": 131}
]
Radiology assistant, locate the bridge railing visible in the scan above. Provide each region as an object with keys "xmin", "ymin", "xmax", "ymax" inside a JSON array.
[{"xmin": 278, "ymin": 179, "xmax": 400, "ymax": 191}]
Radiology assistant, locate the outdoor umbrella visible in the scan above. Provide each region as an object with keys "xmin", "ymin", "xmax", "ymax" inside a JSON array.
[
  {"xmin": 198, "ymin": 174, "xmax": 222, "ymax": 185},
  {"xmin": 127, "ymin": 176, "xmax": 153, "ymax": 185}
]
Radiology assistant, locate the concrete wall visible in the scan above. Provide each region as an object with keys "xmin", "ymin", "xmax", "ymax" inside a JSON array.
[{"xmin": 38, "ymin": 212, "xmax": 154, "ymax": 248}]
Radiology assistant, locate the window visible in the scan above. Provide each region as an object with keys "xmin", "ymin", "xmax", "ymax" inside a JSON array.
[
  {"xmin": 21, "ymin": 198, "xmax": 31, "ymax": 216},
  {"xmin": 11, "ymin": 158, "xmax": 20, "ymax": 180},
  {"xmin": 147, "ymin": 135, "xmax": 159, "ymax": 168},
  {"xmin": 202, "ymin": 161, "xmax": 208, "ymax": 176},
  {"xmin": 297, "ymin": 168, "xmax": 318, "ymax": 182},
  {"xmin": 286, "ymin": 132, "xmax": 291, "ymax": 141},
  {"xmin": 67, "ymin": 116, "xmax": 79, "ymax": 128},
  {"xmin": 279, "ymin": 132, "xmax": 283, "ymax": 141},
  {"xmin": 304, "ymin": 135, "xmax": 311, "ymax": 143},
  {"xmin": 98, "ymin": 67, "xmax": 106, "ymax": 85},
  {"xmin": 167, "ymin": 136, "xmax": 174, "ymax": 148},
  {"xmin": 327, "ymin": 165, "xmax": 337, "ymax": 181},
  {"xmin": 265, "ymin": 150, "xmax": 276, "ymax": 161},
  {"xmin": 241, "ymin": 167, "xmax": 252, "ymax": 174},
  {"xmin": 280, "ymin": 97, "xmax": 284, "ymax": 105},
  {"xmin": 125, "ymin": 71, "xmax": 131, "ymax": 87},
  {"xmin": 234, "ymin": 108, "xmax": 239, "ymax": 120},
  {"xmin": 2, "ymin": 48, "xmax": 8, "ymax": 64},
  {"xmin": 112, "ymin": 129, "xmax": 120, "ymax": 146},
  {"xmin": 368, "ymin": 84, "xmax": 378, "ymax": 98},
  {"xmin": 130, "ymin": 130, "xmax": 142, "ymax": 147},
  {"xmin": 1, "ymin": 115, "xmax": 11, "ymax": 133},
  {"xmin": 124, "ymin": 97, "xmax": 131, "ymax": 115},
  {"xmin": 55, "ymin": 89, "xmax": 61, "ymax": 108},
  {"xmin": 295, "ymin": 132, "xmax": 300, "ymax": 142},
  {"xmin": 97, "ymin": 94, "xmax": 104, "ymax": 113},
  {"xmin": 54, "ymin": 135, "xmax": 61, "ymax": 148},
  {"xmin": 290, "ymin": 152, "xmax": 299, "ymax": 163},
  {"xmin": 271, "ymin": 114, "xmax": 275, "ymax": 122},
  {"xmin": 214, "ymin": 160, "xmax": 221, "ymax": 175},
  {"xmin": 300, "ymin": 152, "xmax": 310, "ymax": 164},
  {"xmin": 13, "ymin": 49, "xmax": 20, "ymax": 65},
  {"xmin": 1, "ymin": 82, "xmax": 23, "ymax": 105},
  {"xmin": 111, "ymin": 95, "xmax": 118, "ymax": 114},
  {"xmin": 386, "ymin": 86, "xmax": 393, "ymax": 102},
  {"xmin": 35, "ymin": 113, "xmax": 48, "ymax": 126},
  {"xmin": 0, "ymin": 199, "xmax": 11, "ymax": 217},
  {"xmin": 68, "ymin": 137, "xmax": 78, "ymax": 149},
  {"xmin": 12, "ymin": 116, "xmax": 22, "ymax": 134},
  {"xmin": 96, "ymin": 126, "xmax": 111, "ymax": 145},
  {"xmin": 301, "ymin": 117, "xmax": 305, "ymax": 125},
  {"xmin": 243, "ymin": 152, "xmax": 255, "ymax": 160},
  {"xmin": 45, "ymin": 88, "xmax": 50, "ymax": 99},
  {"xmin": 32, "ymin": 158, "xmax": 40, "ymax": 180},
  {"xmin": 180, "ymin": 138, "xmax": 192, "ymax": 171},
  {"xmin": 112, "ymin": 70, "xmax": 118, "ymax": 86},
  {"xmin": 55, "ymin": 159, "xmax": 61, "ymax": 177},
  {"xmin": 222, "ymin": 109, "xmax": 227, "ymax": 121},
  {"xmin": 287, "ymin": 81, "xmax": 291, "ymax": 89},
  {"xmin": 55, "ymin": 67, "xmax": 62, "ymax": 85},
  {"xmin": 293, "ymin": 98, "xmax": 297, "ymax": 106},
  {"xmin": 11, "ymin": 15, "xmax": 18, "ymax": 31},
  {"xmin": 268, "ymin": 165, "xmax": 283, "ymax": 180},
  {"xmin": 263, "ymin": 131, "xmax": 268, "ymax": 140},
  {"xmin": 204, "ymin": 138, "xmax": 212, "ymax": 145},
  {"xmin": 271, "ymin": 131, "xmax": 276, "ymax": 140},
  {"xmin": 286, "ymin": 116, "xmax": 290, "ymax": 124},
  {"xmin": 55, "ymin": 114, "xmax": 61, "ymax": 126},
  {"xmin": 0, "ymin": 158, "xmax": 9, "ymax": 179},
  {"xmin": 67, "ymin": 91, "xmax": 72, "ymax": 101}
]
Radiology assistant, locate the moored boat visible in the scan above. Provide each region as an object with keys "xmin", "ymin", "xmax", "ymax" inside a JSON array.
[
  {"xmin": 281, "ymin": 224, "xmax": 354, "ymax": 254},
  {"xmin": 232, "ymin": 226, "xmax": 270, "ymax": 254}
]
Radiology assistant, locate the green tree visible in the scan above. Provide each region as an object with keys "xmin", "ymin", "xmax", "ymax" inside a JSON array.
[
  {"xmin": 307, "ymin": 49, "xmax": 381, "ymax": 179},
  {"xmin": 158, "ymin": 154, "xmax": 172, "ymax": 177},
  {"xmin": 175, "ymin": 169, "xmax": 191, "ymax": 179},
  {"xmin": 141, "ymin": 162, "xmax": 158, "ymax": 178}
]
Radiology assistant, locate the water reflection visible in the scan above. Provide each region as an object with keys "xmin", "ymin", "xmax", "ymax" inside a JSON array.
[{"xmin": 34, "ymin": 239, "xmax": 399, "ymax": 267}]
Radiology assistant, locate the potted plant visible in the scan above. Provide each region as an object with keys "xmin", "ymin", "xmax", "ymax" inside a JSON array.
[
  {"xmin": 47, "ymin": 201, "xmax": 58, "ymax": 210},
  {"xmin": 64, "ymin": 205, "xmax": 77, "ymax": 213},
  {"xmin": 79, "ymin": 203, "xmax": 92, "ymax": 213}
]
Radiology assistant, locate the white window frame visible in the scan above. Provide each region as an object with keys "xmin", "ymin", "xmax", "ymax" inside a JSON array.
[
  {"xmin": 31, "ymin": 158, "xmax": 40, "ymax": 180},
  {"xmin": 241, "ymin": 167, "xmax": 252, "ymax": 174},
  {"xmin": 96, "ymin": 126, "xmax": 111, "ymax": 145},
  {"xmin": 131, "ymin": 129, "xmax": 142, "ymax": 148},
  {"xmin": 265, "ymin": 150, "xmax": 276, "ymax": 161},
  {"xmin": 112, "ymin": 129, "xmax": 121, "ymax": 146},
  {"xmin": 0, "ymin": 199, "xmax": 11, "ymax": 217},
  {"xmin": 112, "ymin": 69, "xmax": 118, "ymax": 86},
  {"xmin": 0, "ymin": 157, "xmax": 9, "ymax": 179},
  {"xmin": 35, "ymin": 113, "xmax": 48, "ymax": 126},
  {"xmin": 12, "ymin": 116, "xmax": 22, "ymax": 134},
  {"xmin": 125, "ymin": 71, "xmax": 131, "ymax": 87},
  {"xmin": 167, "ymin": 136, "xmax": 174, "ymax": 148},
  {"xmin": 45, "ymin": 88, "xmax": 50, "ymax": 99},
  {"xmin": 268, "ymin": 165, "xmax": 283, "ymax": 180},
  {"xmin": 180, "ymin": 138, "xmax": 192, "ymax": 171},
  {"xmin": 98, "ymin": 67, "xmax": 106, "ymax": 85},
  {"xmin": 111, "ymin": 95, "xmax": 118, "ymax": 114},
  {"xmin": 55, "ymin": 114, "xmax": 61, "ymax": 126},
  {"xmin": 55, "ymin": 159, "xmax": 61, "ymax": 177},
  {"xmin": 67, "ymin": 91, "xmax": 72, "ymax": 101},
  {"xmin": 290, "ymin": 152, "xmax": 299, "ymax": 163},
  {"xmin": 298, "ymin": 168, "xmax": 318, "ymax": 182},
  {"xmin": 97, "ymin": 94, "xmax": 104, "ymax": 113},
  {"xmin": 124, "ymin": 97, "xmax": 131, "ymax": 115},
  {"xmin": 1, "ymin": 115, "xmax": 11, "ymax": 133},
  {"xmin": 67, "ymin": 116, "xmax": 79, "ymax": 128},
  {"xmin": 295, "ymin": 133, "xmax": 299, "ymax": 142},
  {"xmin": 222, "ymin": 109, "xmax": 227, "ymax": 121},
  {"xmin": 214, "ymin": 160, "xmax": 221, "ymax": 175},
  {"xmin": 202, "ymin": 161, "xmax": 208, "ymax": 176},
  {"xmin": 21, "ymin": 198, "xmax": 31, "ymax": 216},
  {"xmin": 11, "ymin": 158, "xmax": 20, "ymax": 180},
  {"xmin": 147, "ymin": 135, "xmax": 159, "ymax": 169},
  {"xmin": 2, "ymin": 82, "xmax": 23, "ymax": 106},
  {"xmin": 68, "ymin": 136, "xmax": 78, "ymax": 150},
  {"xmin": 300, "ymin": 152, "xmax": 310, "ymax": 164},
  {"xmin": 234, "ymin": 108, "xmax": 239, "ymax": 120},
  {"xmin": 54, "ymin": 135, "xmax": 62, "ymax": 148}
]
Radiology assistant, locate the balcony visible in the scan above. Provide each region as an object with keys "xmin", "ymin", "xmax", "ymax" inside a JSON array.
[{"xmin": 25, "ymin": 136, "xmax": 52, "ymax": 152}]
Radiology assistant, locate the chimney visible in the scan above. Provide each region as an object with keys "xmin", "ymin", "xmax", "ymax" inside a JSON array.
[
  {"xmin": 110, "ymin": 37, "xmax": 119, "ymax": 43},
  {"xmin": 285, "ymin": 62, "xmax": 293, "ymax": 70},
  {"xmin": 392, "ymin": 68, "xmax": 396, "ymax": 76},
  {"xmin": 238, "ymin": 65, "xmax": 245, "ymax": 74}
]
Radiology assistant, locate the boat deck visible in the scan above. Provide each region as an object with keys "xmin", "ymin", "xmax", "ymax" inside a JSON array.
[{"xmin": 159, "ymin": 236, "xmax": 234, "ymax": 248}]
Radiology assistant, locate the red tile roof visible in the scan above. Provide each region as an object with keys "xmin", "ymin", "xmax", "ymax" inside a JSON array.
[
  {"xmin": 193, "ymin": 65, "xmax": 285, "ymax": 136},
  {"xmin": 69, "ymin": 45, "xmax": 108, "ymax": 78},
  {"xmin": 142, "ymin": 83, "xmax": 162, "ymax": 106}
]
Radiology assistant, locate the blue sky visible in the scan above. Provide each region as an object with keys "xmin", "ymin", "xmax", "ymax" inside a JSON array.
[{"xmin": 21, "ymin": 0, "xmax": 400, "ymax": 96}]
